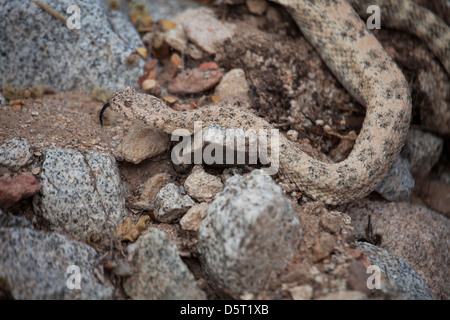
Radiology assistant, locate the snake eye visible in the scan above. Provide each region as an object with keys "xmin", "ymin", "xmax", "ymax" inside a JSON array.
[{"xmin": 124, "ymin": 100, "xmax": 132, "ymax": 107}]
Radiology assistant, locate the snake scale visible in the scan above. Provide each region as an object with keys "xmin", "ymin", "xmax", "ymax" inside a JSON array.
[{"xmin": 103, "ymin": 0, "xmax": 450, "ymax": 205}]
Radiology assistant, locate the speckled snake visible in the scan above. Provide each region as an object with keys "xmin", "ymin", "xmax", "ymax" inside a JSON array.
[{"xmin": 103, "ymin": 0, "xmax": 450, "ymax": 205}]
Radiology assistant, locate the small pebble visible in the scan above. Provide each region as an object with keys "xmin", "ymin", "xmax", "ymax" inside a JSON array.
[{"xmin": 286, "ymin": 130, "xmax": 298, "ymax": 142}]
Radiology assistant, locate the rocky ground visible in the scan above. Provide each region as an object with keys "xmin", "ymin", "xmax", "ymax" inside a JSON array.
[{"xmin": 0, "ymin": 0, "xmax": 449, "ymax": 300}]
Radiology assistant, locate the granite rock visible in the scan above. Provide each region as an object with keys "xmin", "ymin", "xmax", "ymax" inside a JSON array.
[
  {"xmin": 0, "ymin": 137, "xmax": 33, "ymax": 171},
  {"xmin": 33, "ymin": 148, "xmax": 127, "ymax": 239},
  {"xmin": 375, "ymin": 156, "xmax": 414, "ymax": 201},
  {"xmin": 154, "ymin": 183, "xmax": 195, "ymax": 223},
  {"xmin": 347, "ymin": 200, "xmax": 449, "ymax": 299},
  {"xmin": 0, "ymin": 0, "xmax": 144, "ymax": 91},
  {"xmin": 198, "ymin": 170, "xmax": 302, "ymax": 296},
  {"xmin": 123, "ymin": 229, "xmax": 205, "ymax": 300},
  {"xmin": 0, "ymin": 227, "xmax": 114, "ymax": 299},
  {"xmin": 358, "ymin": 242, "xmax": 434, "ymax": 300},
  {"xmin": 184, "ymin": 165, "xmax": 223, "ymax": 201}
]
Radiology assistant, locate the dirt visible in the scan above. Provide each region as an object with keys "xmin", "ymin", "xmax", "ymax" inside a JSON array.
[{"xmin": 0, "ymin": 2, "xmax": 448, "ymax": 299}]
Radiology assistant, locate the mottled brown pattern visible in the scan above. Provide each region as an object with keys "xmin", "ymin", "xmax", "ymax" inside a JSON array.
[{"xmin": 107, "ymin": 0, "xmax": 449, "ymax": 205}]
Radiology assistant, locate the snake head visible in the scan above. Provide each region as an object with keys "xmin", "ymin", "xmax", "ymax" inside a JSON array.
[{"xmin": 100, "ymin": 87, "xmax": 174, "ymax": 132}]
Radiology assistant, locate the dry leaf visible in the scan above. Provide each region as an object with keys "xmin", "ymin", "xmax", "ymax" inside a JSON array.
[
  {"xmin": 161, "ymin": 19, "xmax": 177, "ymax": 31},
  {"xmin": 136, "ymin": 47, "xmax": 147, "ymax": 59},
  {"xmin": 115, "ymin": 215, "xmax": 150, "ymax": 242}
]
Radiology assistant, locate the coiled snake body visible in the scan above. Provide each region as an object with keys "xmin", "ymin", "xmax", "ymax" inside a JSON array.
[{"xmin": 104, "ymin": 0, "xmax": 450, "ymax": 205}]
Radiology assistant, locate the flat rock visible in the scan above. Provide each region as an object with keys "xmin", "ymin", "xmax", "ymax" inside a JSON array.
[
  {"xmin": 0, "ymin": 137, "xmax": 33, "ymax": 171},
  {"xmin": 346, "ymin": 199, "xmax": 450, "ymax": 299},
  {"xmin": 172, "ymin": 7, "xmax": 236, "ymax": 55},
  {"xmin": 358, "ymin": 242, "xmax": 434, "ymax": 300},
  {"xmin": 214, "ymin": 68, "xmax": 250, "ymax": 102},
  {"xmin": 168, "ymin": 67, "xmax": 224, "ymax": 95},
  {"xmin": 0, "ymin": 0, "xmax": 144, "ymax": 91},
  {"xmin": 180, "ymin": 202, "xmax": 209, "ymax": 232},
  {"xmin": 33, "ymin": 148, "xmax": 127, "ymax": 239},
  {"xmin": 184, "ymin": 165, "xmax": 223, "ymax": 201},
  {"xmin": 0, "ymin": 227, "xmax": 114, "ymax": 299},
  {"xmin": 198, "ymin": 169, "xmax": 302, "ymax": 296},
  {"xmin": 123, "ymin": 229, "xmax": 205, "ymax": 300},
  {"xmin": 117, "ymin": 126, "xmax": 171, "ymax": 164},
  {"xmin": 153, "ymin": 183, "xmax": 195, "ymax": 223}
]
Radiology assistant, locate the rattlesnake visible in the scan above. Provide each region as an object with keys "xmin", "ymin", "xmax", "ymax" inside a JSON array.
[{"xmin": 103, "ymin": 0, "xmax": 450, "ymax": 205}]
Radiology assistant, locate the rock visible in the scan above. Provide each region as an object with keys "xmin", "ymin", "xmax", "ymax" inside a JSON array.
[
  {"xmin": 0, "ymin": 227, "xmax": 114, "ymax": 299},
  {"xmin": 375, "ymin": 156, "xmax": 414, "ymax": 201},
  {"xmin": 0, "ymin": 0, "xmax": 144, "ymax": 91},
  {"xmin": 312, "ymin": 233, "xmax": 336, "ymax": 262},
  {"xmin": 164, "ymin": 24, "xmax": 187, "ymax": 51},
  {"xmin": 214, "ymin": 68, "xmax": 249, "ymax": 102},
  {"xmin": 164, "ymin": 24, "xmax": 204, "ymax": 60},
  {"xmin": 153, "ymin": 183, "xmax": 195, "ymax": 223},
  {"xmin": 401, "ymin": 129, "xmax": 443, "ymax": 179},
  {"xmin": 246, "ymin": 0, "xmax": 268, "ymax": 15},
  {"xmin": 346, "ymin": 200, "xmax": 450, "ymax": 299},
  {"xmin": 198, "ymin": 170, "xmax": 302, "ymax": 296},
  {"xmin": 180, "ymin": 202, "xmax": 209, "ymax": 232},
  {"xmin": 286, "ymin": 130, "xmax": 299, "ymax": 142},
  {"xmin": 412, "ymin": 179, "xmax": 450, "ymax": 217},
  {"xmin": 0, "ymin": 209, "xmax": 33, "ymax": 228},
  {"xmin": 33, "ymin": 148, "xmax": 127, "ymax": 239},
  {"xmin": 123, "ymin": 229, "xmax": 205, "ymax": 300},
  {"xmin": 289, "ymin": 285, "xmax": 313, "ymax": 300},
  {"xmin": 0, "ymin": 137, "xmax": 33, "ymax": 171},
  {"xmin": 117, "ymin": 126, "xmax": 171, "ymax": 164},
  {"xmin": 319, "ymin": 211, "xmax": 344, "ymax": 234},
  {"xmin": 317, "ymin": 290, "xmax": 367, "ymax": 300},
  {"xmin": 168, "ymin": 67, "xmax": 224, "ymax": 95},
  {"xmin": 0, "ymin": 174, "xmax": 42, "ymax": 208},
  {"xmin": 358, "ymin": 242, "xmax": 434, "ymax": 300},
  {"xmin": 184, "ymin": 165, "xmax": 224, "ymax": 201},
  {"xmin": 172, "ymin": 7, "xmax": 236, "ymax": 55},
  {"xmin": 132, "ymin": 173, "xmax": 172, "ymax": 211}
]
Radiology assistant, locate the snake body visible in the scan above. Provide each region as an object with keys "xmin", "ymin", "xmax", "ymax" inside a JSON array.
[{"xmin": 106, "ymin": 0, "xmax": 449, "ymax": 205}]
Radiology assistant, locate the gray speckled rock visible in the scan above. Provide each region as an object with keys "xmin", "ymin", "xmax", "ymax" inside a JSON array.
[
  {"xmin": 33, "ymin": 148, "xmax": 127, "ymax": 239},
  {"xmin": 0, "ymin": 0, "xmax": 143, "ymax": 91},
  {"xmin": 0, "ymin": 227, "xmax": 114, "ymax": 299},
  {"xmin": 401, "ymin": 129, "xmax": 443, "ymax": 179},
  {"xmin": 0, "ymin": 209, "xmax": 33, "ymax": 228},
  {"xmin": 184, "ymin": 165, "xmax": 223, "ymax": 201},
  {"xmin": 347, "ymin": 200, "xmax": 449, "ymax": 299},
  {"xmin": 358, "ymin": 242, "xmax": 434, "ymax": 300},
  {"xmin": 198, "ymin": 169, "xmax": 302, "ymax": 296},
  {"xmin": 375, "ymin": 156, "xmax": 414, "ymax": 201},
  {"xmin": 154, "ymin": 183, "xmax": 195, "ymax": 223},
  {"xmin": 123, "ymin": 229, "xmax": 205, "ymax": 300},
  {"xmin": 0, "ymin": 137, "xmax": 33, "ymax": 171}
]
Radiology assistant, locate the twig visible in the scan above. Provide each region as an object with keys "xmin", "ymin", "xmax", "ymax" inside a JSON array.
[{"xmin": 32, "ymin": 0, "xmax": 79, "ymax": 36}]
